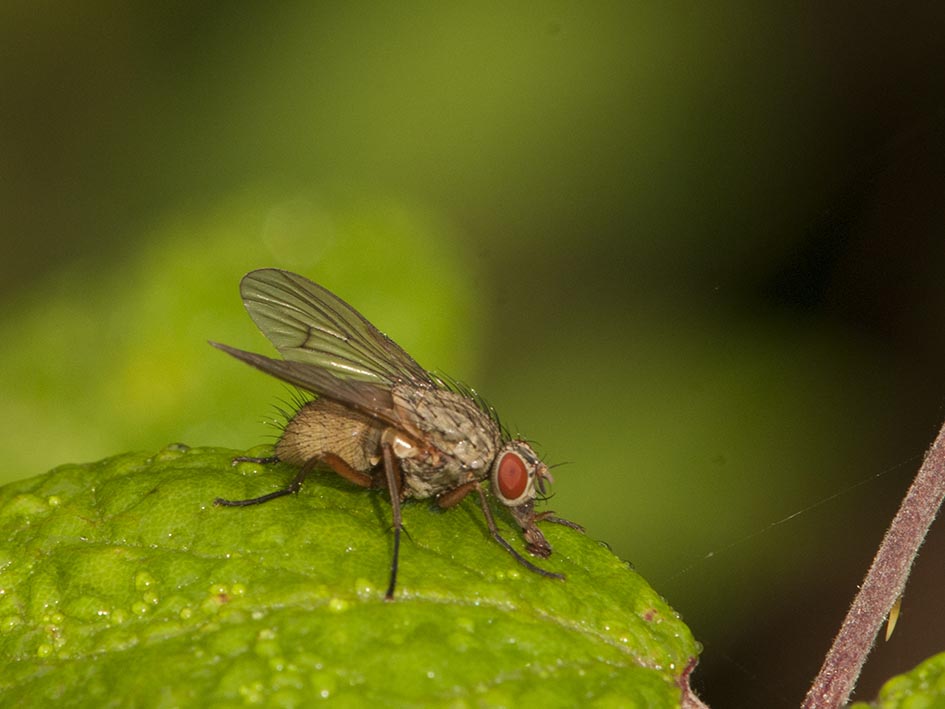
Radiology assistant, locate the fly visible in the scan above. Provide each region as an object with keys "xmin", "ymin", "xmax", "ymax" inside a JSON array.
[{"xmin": 211, "ymin": 268, "xmax": 582, "ymax": 599}]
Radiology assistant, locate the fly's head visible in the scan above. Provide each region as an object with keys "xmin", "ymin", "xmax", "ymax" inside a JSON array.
[{"xmin": 491, "ymin": 440, "xmax": 554, "ymax": 557}]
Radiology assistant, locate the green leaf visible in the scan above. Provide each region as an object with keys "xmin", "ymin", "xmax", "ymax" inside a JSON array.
[
  {"xmin": 850, "ymin": 651, "xmax": 945, "ymax": 708},
  {"xmin": 0, "ymin": 445, "xmax": 700, "ymax": 707}
]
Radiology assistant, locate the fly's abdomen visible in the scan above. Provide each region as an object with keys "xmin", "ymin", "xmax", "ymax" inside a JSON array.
[{"xmin": 276, "ymin": 399, "xmax": 383, "ymax": 471}]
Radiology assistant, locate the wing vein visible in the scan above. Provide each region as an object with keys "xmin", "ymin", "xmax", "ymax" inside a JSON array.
[{"xmin": 238, "ymin": 268, "xmax": 434, "ymax": 386}]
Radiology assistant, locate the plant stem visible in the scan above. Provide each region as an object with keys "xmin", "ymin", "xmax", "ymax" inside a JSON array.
[{"xmin": 802, "ymin": 420, "xmax": 945, "ymax": 708}]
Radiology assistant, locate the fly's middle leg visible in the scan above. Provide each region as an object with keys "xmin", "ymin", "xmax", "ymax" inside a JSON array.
[
  {"xmin": 380, "ymin": 439, "xmax": 405, "ymax": 600},
  {"xmin": 437, "ymin": 481, "xmax": 477, "ymax": 509}
]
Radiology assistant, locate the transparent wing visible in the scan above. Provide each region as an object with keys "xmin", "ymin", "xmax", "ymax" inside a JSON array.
[
  {"xmin": 239, "ymin": 268, "xmax": 434, "ymax": 386},
  {"xmin": 210, "ymin": 342, "xmax": 406, "ymax": 427}
]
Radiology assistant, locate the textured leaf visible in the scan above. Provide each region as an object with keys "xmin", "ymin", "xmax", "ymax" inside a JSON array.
[
  {"xmin": 850, "ymin": 651, "xmax": 945, "ymax": 708},
  {"xmin": 0, "ymin": 445, "xmax": 700, "ymax": 707}
]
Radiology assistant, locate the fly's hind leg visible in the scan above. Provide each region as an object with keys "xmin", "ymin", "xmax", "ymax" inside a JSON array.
[
  {"xmin": 214, "ymin": 452, "xmax": 374, "ymax": 507},
  {"xmin": 214, "ymin": 457, "xmax": 316, "ymax": 507},
  {"xmin": 231, "ymin": 454, "xmax": 280, "ymax": 466}
]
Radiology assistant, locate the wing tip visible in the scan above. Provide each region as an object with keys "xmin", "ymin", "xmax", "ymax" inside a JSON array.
[
  {"xmin": 241, "ymin": 267, "xmax": 296, "ymax": 289},
  {"xmin": 209, "ymin": 340, "xmax": 256, "ymax": 361}
]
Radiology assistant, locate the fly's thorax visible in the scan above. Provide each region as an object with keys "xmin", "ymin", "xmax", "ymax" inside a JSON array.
[
  {"xmin": 275, "ymin": 398, "xmax": 383, "ymax": 471},
  {"xmin": 391, "ymin": 383, "xmax": 501, "ymax": 473}
]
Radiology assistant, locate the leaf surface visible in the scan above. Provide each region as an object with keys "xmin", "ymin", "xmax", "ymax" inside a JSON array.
[
  {"xmin": 850, "ymin": 651, "xmax": 945, "ymax": 708},
  {"xmin": 0, "ymin": 445, "xmax": 700, "ymax": 707}
]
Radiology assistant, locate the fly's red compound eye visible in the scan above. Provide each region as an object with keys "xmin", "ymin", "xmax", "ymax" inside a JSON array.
[{"xmin": 494, "ymin": 451, "xmax": 531, "ymax": 506}]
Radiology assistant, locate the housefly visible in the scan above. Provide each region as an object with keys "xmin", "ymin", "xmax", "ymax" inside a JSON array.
[{"xmin": 211, "ymin": 268, "xmax": 581, "ymax": 599}]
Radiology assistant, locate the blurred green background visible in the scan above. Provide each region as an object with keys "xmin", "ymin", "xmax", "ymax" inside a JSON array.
[{"xmin": 2, "ymin": 4, "xmax": 944, "ymax": 706}]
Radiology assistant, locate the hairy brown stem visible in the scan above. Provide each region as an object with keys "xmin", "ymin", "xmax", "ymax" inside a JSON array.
[{"xmin": 802, "ymin": 421, "xmax": 945, "ymax": 708}]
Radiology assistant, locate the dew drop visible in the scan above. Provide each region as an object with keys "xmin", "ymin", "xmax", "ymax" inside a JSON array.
[
  {"xmin": 238, "ymin": 681, "xmax": 265, "ymax": 703},
  {"xmin": 354, "ymin": 578, "xmax": 374, "ymax": 599},
  {"xmin": 0, "ymin": 615, "xmax": 22, "ymax": 632},
  {"xmin": 135, "ymin": 571, "xmax": 157, "ymax": 591},
  {"xmin": 309, "ymin": 669, "xmax": 335, "ymax": 698},
  {"xmin": 455, "ymin": 617, "xmax": 475, "ymax": 633}
]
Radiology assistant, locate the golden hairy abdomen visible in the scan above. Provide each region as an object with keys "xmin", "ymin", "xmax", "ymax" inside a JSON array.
[{"xmin": 276, "ymin": 399, "xmax": 382, "ymax": 471}]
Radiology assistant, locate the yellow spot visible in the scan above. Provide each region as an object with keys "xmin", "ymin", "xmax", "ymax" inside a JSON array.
[{"xmin": 886, "ymin": 595, "xmax": 903, "ymax": 641}]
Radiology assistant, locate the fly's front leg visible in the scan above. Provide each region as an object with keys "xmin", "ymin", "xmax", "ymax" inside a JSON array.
[
  {"xmin": 475, "ymin": 485, "xmax": 564, "ymax": 580},
  {"xmin": 533, "ymin": 511, "xmax": 585, "ymax": 533},
  {"xmin": 515, "ymin": 509, "xmax": 585, "ymax": 555},
  {"xmin": 445, "ymin": 482, "xmax": 565, "ymax": 577},
  {"xmin": 502, "ymin": 500, "xmax": 553, "ymax": 557}
]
